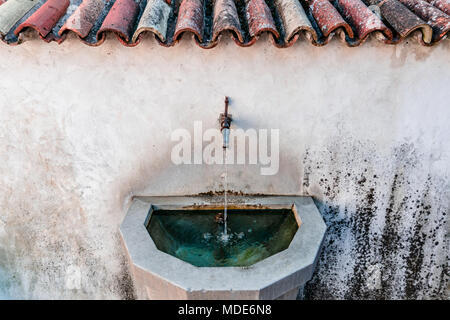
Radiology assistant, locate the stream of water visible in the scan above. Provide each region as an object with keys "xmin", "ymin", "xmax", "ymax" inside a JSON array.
[{"xmin": 223, "ymin": 148, "xmax": 228, "ymax": 236}]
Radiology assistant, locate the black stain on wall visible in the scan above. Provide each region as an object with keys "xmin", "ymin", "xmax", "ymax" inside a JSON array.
[{"xmin": 302, "ymin": 141, "xmax": 449, "ymax": 300}]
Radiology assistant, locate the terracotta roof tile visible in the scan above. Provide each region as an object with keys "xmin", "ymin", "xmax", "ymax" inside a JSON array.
[
  {"xmin": 426, "ymin": 0, "xmax": 450, "ymax": 15},
  {"xmin": 59, "ymin": 0, "xmax": 105, "ymax": 39},
  {"xmin": 335, "ymin": 0, "xmax": 393, "ymax": 44},
  {"xmin": 367, "ymin": 0, "xmax": 433, "ymax": 44},
  {"xmin": 174, "ymin": 0, "xmax": 204, "ymax": 42},
  {"xmin": 308, "ymin": 0, "xmax": 354, "ymax": 40},
  {"xmin": 14, "ymin": 0, "xmax": 69, "ymax": 41},
  {"xmin": 97, "ymin": 0, "xmax": 139, "ymax": 45},
  {"xmin": 212, "ymin": 0, "xmax": 244, "ymax": 44},
  {"xmin": 398, "ymin": 0, "xmax": 450, "ymax": 40},
  {"xmin": 0, "ymin": 0, "xmax": 448, "ymax": 47},
  {"xmin": 246, "ymin": 0, "xmax": 279, "ymax": 40},
  {"xmin": 0, "ymin": 0, "xmax": 39, "ymax": 36},
  {"xmin": 132, "ymin": 0, "xmax": 171, "ymax": 43},
  {"xmin": 274, "ymin": 0, "xmax": 316, "ymax": 44}
]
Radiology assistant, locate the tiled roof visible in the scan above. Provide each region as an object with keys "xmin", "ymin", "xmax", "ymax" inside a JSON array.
[{"xmin": 0, "ymin": 0, "xmax": 449, "ymax": 47}]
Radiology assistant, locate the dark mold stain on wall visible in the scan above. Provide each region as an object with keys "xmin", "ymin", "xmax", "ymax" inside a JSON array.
[{"xmin": 301, "ymin": 140, "xmax": 449, "ymax": 300}]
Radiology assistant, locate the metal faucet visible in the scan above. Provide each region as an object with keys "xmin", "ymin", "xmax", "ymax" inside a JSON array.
[{"xmin": 219, "ymin": 97, "xmax": 232, "ymax": 149}]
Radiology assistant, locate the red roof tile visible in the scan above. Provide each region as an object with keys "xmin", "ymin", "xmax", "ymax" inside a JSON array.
[
  {"xmin": 335, "ymin": 0, "xmax": 393, "ymax": 43},
  {"xmin": 399, "ymin": 0, "xmax": 450, "ymax": 40},
  {"xmin": 246, "ymin": 0, "xmax": 279, "ymax": 40},
  {"xmin": 174, "ymin": 0, "xmax": 204, "ymax": 43},
  {"xmin": 97, "ymin": 0, "xmax": 139, "ymax": 45},
  {"xmin": 309, "ymin": 0, "xmax": 354, "ymax": 40},
  {"xmin": 14, "ymin": 0, "xmax": 70, "ymax": 41},
  {"xmin": 371, "ymin": 0, "xmax": 433, "ymax": 44},
  {"xmin": 59, "ymin": 0, "xmax": 105, "ymax": 39},
  {"xmin": 212, "ymin": 0, "xmax": 244, "ymax": 45},
  {"xmin": 0, "ymin": 0, "xmax": 448, "ymax": 47},
  {"xmin": 426, "ymin": 0, "xmax": 450, "ymax": 15}
]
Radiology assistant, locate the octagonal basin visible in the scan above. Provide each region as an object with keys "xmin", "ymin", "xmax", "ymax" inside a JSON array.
[
  {"xmin": 147, "ymin": 208, "xmax": 299, "ymax": 267},
  {"xmin": 120, "ymin": 196, "xmax": 326, "ymax": 300}
]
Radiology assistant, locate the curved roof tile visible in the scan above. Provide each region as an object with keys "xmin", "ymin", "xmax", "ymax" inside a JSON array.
[
  {"xmin": 174, "ymin": 0, "xmax": 204, "ymax": 43},
  {"xmin": 308, "ymin": 0, "xmax": 354, "ymax": 42},
  {"xmin": 97, "ymin": 0, "xmax": 139, "ymax": 45},
  {"xmin": 0, "ymin": 0, "xmax": 39, "ymax": 36},
  {"xmin": 426, "ymin": 0, "xmax": 450, "ymax": 15},
  {"xmin": 399, "ymin": 0, "xmax": 450, "ymax": 40},
  {"xmin": 59, "ymin": 0, "xmax": 104, "ymax": 39},
  {"xmin": 335, "ymin": 0, "xmax": 393, "ymax": 44},
  {"xmin": 274, "ymin": 0, "xmax": 316, "ymax": 44},
  {"xmin": 132, "ymin": 0, "xmax": 171, "ymax": 43},
  {"xmin": 212, "ymin": 0, "xmax": 244, "ymax": 45},
  {"xmin": 369, "ymin": 0, "xmax": 433, "ymax": 44},
  {"xmin": 0, "ymin": 0, "xmax": 448, "ymax": 47},
  {"xmin": 14, "ymin": 0, "xmax": 69, "ymax": 41},
  {"xmin": 246, "ymin": 0, "xmax": 279, "ymax": 40}
]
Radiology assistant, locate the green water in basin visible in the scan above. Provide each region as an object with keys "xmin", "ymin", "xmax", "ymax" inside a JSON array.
[{"xmin": 146, "ymin": 209, "xmax": 299, "ymax": 267}]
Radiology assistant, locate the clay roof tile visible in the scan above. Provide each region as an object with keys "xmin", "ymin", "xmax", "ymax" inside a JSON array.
[
  {"xmin": 426, "ymin": 0, "xmax": 450, "ymax": 15},
  {"xmin": 398, "ymin": 0, "xmax": 450, "ymax": 40},
  {"xmin": 246, "ymin": 0, "xmax": 279, "ymax": 40},
  {"xmin": 0, "ymin": 0, "xmax": 448, "ymax": 47},
  {"xmin": 274, "ymin": 0, "xmax": 316, "ymax": 44},
  {"xmin": 59, "ymin": 0, "xmax": 105, "ymax": 39},
  {"xmin": 0, "ymin": 0, "xmax": 39, "ymax": 36},
  {"xmin": 14, "ymin": 0, "xmax": 70, "ymax": 40},
  {"xmin": 308, "ymin": 0, "xmax": 354, "ymax": 40},
  {"xmin": 132, "ymin": 0, "xmax": 172, "ymax": 43},
  {"xmin": 335, "ymin": 0, "xmax": 393, "ymax": 43},
  {"xmin": 212, "ymin": 0, "xmax": 244, "ymax": 45},
  {"xmin": 97, "ymin": 0, "xmax": 140, "ymax": 45},
  {"xmin": 174, "ymin": 0, "xmax": 204, "ymax": 43},
  {"xmin": 372, "ymin": 0, "xmax": 433, "ymax": 44}
]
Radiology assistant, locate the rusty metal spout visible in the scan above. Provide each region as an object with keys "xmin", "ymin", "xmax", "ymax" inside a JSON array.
[{"xmin": 220, "ymin": 97, "xmax": 232, "ymax": 149}]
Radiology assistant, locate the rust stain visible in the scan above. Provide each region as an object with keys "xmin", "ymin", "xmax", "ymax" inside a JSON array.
[{"xmin": 180, "ymin": 204, "xmax": 275, "ymax": 210}]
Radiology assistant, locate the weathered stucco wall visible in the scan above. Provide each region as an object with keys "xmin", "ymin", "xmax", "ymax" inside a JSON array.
[{"xmin": 0, "ymin": 35, "xmax": 448, "ymax": 299}]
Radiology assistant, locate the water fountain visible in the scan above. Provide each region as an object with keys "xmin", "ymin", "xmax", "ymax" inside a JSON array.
[
  {"xmin": 119, "ymin": 98, "xmax": 327, "ymax": 299},
  {"xmin": 121, "ymin": 195, "xmax": 325, "ymax": 299},
  {"xmin": 219, "ymin": 97, "xmax": 231, "ymax": 238}
]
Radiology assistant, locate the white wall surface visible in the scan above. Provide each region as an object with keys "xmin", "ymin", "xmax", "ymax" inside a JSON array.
[{"xmin": 0, "ymin": 34, "xmax": 448, "ymax": 299}]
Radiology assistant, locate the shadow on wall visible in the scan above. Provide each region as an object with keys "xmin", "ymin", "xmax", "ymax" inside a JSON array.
[{"xmin": 301, "ymin": 140, "xmax": 449, "ymax": 300}]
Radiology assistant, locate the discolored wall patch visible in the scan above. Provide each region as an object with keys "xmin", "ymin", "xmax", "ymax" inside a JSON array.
[{"xmin": 302, "ymin": 139, "xmax": 448, "ymax": 299}]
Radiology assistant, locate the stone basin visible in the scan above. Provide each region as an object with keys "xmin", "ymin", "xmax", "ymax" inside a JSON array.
[{"xmin": 120, "ymin": 195, "xmax": 326, "ymax": 300}]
